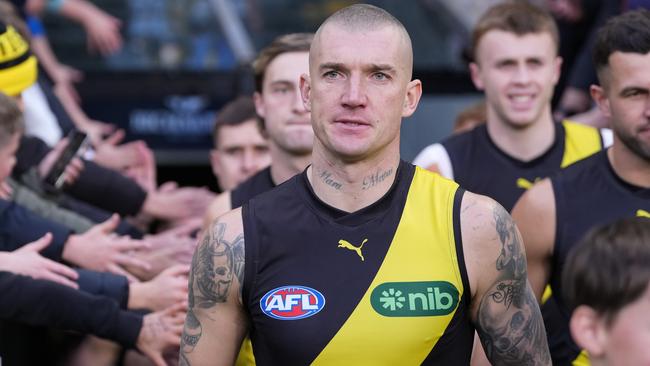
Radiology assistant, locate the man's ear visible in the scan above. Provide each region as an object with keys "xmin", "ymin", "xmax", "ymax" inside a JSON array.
[
  {"xmin": 253, "ymin": 91, "xmax": 266, "ymax": 118},
  {"xmin": 469, "ymin": 62, "xmax": 485, "ymax": 91},
  {"xmin": 590, "ymin": 84, "xmax": 611, "ymax": 119},
  {"xmin": 570, "ymin": 305, "xmax": 608, "ymax": 359},
  {"xmin": 402, "ymin": 79, "xmax": 422, "ymax": 118},
  {"xmin": 299, "ymin": 73, "xmax": 311, "ymax": 112}
]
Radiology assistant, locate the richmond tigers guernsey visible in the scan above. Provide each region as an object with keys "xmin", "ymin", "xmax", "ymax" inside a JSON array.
[
  {"xmin": 545, "ymin": 150, "xmax": 650, "ymax": 366},
  {"xmin": 241, "ymin": 161, "xmax": 474, "ymax": 365},
  {"xmin": 230, "ymin": 168, "xmax": 277, "ymax": 366},
  {"xmin": 231, "ymin": 167, "xmax": 275, "ymax": 209},
  {"xmin": 413, "ymin": 121, "xmax": 609, "ymax": 211}
]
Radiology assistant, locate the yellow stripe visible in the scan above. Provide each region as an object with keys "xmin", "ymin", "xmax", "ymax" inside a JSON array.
[
  {"xmin": 541, "ymin": 285, "xmax": 552, "ymax": 304},
  {"xmin": 312, "ymin": 168, "xmax": 463, "ymax": 365},
  {"xmin": 572, "ymin": 350, "xmax": 590, "ymax": 366},
  {"xmin": 235, "ymin": 337, "xmax": 255, "ymax": 366},
  {"xmin": 561, "ymin": 120, "xmax": 602, "ymax": 168}
]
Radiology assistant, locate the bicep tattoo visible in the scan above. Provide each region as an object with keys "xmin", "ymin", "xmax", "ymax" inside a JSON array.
[
  {"xmin": 476, "ymin": 205, "xmax": 551, "ymax": 366},
  {"xmin": 180, "ymin": 221, "xmax": 245, "ymax": 365}
]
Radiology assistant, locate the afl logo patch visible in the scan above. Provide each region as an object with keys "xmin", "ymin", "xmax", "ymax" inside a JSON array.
[{"xmin": 260, "ymin": 285, "xmax": 325, "ymax": 320}]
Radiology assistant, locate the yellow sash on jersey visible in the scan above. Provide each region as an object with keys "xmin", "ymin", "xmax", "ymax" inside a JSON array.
[
  {"xmin": 560, "ymin": 120, "xmax": 602, "ymax": 168},
  {"xmin": 312, "ymin": 168, "xmax": 465, "ymax": 365},
  {"xmin": 573, "ymin": 350, "xmax": 590, "ymax": 366},
  {"xmin": 235, "ymin": 337, "xmax": 255, "ymax": 366}
]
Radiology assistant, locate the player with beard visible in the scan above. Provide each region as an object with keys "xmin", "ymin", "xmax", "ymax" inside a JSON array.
[{"xmin": 513, "ymin": 9, "xmax": 650, "ymax": 365}]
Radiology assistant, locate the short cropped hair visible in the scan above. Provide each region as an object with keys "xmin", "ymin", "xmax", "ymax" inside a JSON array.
[
  {"xmin": 315, "ymin": 4, "xmax": 413, "ymax": 77},
  {"xmin": 471, "ymin": 1, "xmax": 559, "ymax": 61},
  {"xmin": 213, "ymin": 95, "xmax": 262, "ymax": 148},
  {"xmin": 562, "ymin": 217, "xmax": 650, "ymax": 324},
  {"xmin": 252, "ymin": 33, "xmax": 313, "ymax": 93},
  {"xmin": 0, "ymin": 92, "xmax": 24, "ymax": 145},
  {"xmin": 593, "ymin": 9, "xmax": 650, "ymax": 78},
  {"xmin": 320, "ymin": 3, "xmax": 405, "ymax": 34}
]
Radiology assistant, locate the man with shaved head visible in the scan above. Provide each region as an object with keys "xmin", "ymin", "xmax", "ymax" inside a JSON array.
[{"xmin": 181, "ymin": 4, "xmax": 550, "ymax": 365}]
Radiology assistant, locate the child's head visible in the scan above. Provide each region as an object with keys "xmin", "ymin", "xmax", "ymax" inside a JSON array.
[{"xmin": 563, "ymin": 217, "xmax": 650, "ymax": 366}]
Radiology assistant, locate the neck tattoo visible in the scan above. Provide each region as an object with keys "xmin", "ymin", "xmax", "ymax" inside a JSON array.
[
  {"xmin": 319, "ymin": 170, "xmax": 343, "ymax": 190},
  {"xmin": 362, "ymin": 168, "xmax": 394, "ymax": 190}
]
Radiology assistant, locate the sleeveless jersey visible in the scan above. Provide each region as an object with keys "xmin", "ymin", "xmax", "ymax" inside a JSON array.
[
  {"xmin": 230, "ymin": 167, "xmax": 276, "ymax": 366},
  {"xmin": 438, "ymin": 121, "xmax": 604, "ymax": 211},
  {"xmin": 547, "ymin": 150, "xmax": 650, "ymax": 365},
  {"xmin": 231, "ymin": 167, "xmax": 275, "ymax": 209},
  {"xmin": 242, "ymin": 161, "xmax": 474, "ymax": 365}
]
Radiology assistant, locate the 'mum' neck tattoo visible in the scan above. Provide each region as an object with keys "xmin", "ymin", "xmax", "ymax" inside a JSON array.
[
  {"xmin": 362, "ymin": 168, "xmax": 394, "ymax": 190},
  {"xmin": 319, "ymin": 170, "xmax": 343, "ymax": 190}
]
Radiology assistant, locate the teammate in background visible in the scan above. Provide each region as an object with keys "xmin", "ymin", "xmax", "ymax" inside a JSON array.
[
  {"xmin": 413, "ymin": 2, "xmax": 610, "ymax": 211},
  {"xmin": 209, "ymin": 95, "xmax": 270, "ymax": 192},
  {"xmin": 513, "ymin": 9, "xmax": 650, "ymax": 365},
  {"xmin": 203, "ymin": 33, "xmax": 313, "ymax": 225},
  {"xmin": 183, "ymin": 4, "xmax": 550, "ymax": 365},
  {"xmin": 563, "ymin": 217, "xmax": 650, "ymax": 366}
]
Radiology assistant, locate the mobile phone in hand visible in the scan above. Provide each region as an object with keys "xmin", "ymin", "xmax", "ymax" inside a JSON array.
[{"xmin": 43, "ymin": 130, "xmax": 88, "ymax": 190}]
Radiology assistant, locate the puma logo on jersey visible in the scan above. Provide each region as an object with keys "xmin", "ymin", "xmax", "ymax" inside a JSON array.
[
  {"xmin": 637, "ymin": 209, "xmax": 650, "ymax": 218},
  {"xmin": 338, "ymin": 239, "xmax": 367, "ymax": 261},
  {"xmin": 516, "ymin": 177, "xmax": 541, "ymax": 190}
]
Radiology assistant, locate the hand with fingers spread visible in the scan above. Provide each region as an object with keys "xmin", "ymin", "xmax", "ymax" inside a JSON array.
[
  {"xmin": 0, "ymin": 233, "xmax": 79, "ymax": 288},
  {"xmin": 94, "ymin": 137, "xmax": 150, "ymax": 172},
  {"xmin": 129, "ymin": 264, "xmax": 189, "ymax": 311},
  {"xmin": 62, "ymin": 214, "xmax": 151, "ymax": 281},
  {"xmin": 126, "ymin": 221, "xmax": 200, "ymax": 280},
  {"xmin": 137, "ymin": 303, "xmax": 186, "ymax": 366},
  {"xmin": 143, "ymin": 185, "xmax": 216, "ymax": 221}
]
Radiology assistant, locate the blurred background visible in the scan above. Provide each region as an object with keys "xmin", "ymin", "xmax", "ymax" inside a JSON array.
[{"xmin": 41, "ymin": 0, "xmax": 492, "ymax": 189}]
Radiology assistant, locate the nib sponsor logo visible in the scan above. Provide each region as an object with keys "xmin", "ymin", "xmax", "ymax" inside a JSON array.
[
  {"xmin": 260, "ymin": 285, "xmax": 325, "ymax": 320},
  {"xmin": 371, "ymin": 281, "xmax": 459, "ymax": 317}
]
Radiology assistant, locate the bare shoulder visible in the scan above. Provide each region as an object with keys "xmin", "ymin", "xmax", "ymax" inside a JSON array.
[
  {"xmin": 193, "ymin": 207, "xmax": 245, "ymax": 308},
  {"xmin": 459, "ymin": 191, "xmax": 513, "ymax": 300},
  {"xmin": 511, "ymin": 178, "xmax": 555, "ymax": 226},
  {"xmin": 181, "ymin": 207, "xmax": 247, "ymax": 365},
  {"xmin": 511, "ymin": 179, "xmax": 557, "ymax": 300},
  {"xmin": 202, "ymin": 191, "xmax": 233, "ymax": 231}
]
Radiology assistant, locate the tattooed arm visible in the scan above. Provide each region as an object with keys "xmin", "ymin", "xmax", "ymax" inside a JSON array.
[
  {"xmin": 180, "ymin": 208, "xmax": 248, "ymax": 366},
  {"xmin": 461, "ymin": 192, "xmax": 551, "ymax": 366}
]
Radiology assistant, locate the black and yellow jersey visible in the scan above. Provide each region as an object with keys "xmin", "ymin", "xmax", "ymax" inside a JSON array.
[
  {"xmin": 546, "ymin": 150, "xmax": 650, "ymax": 365},
  {"xmin": 413, "ymin": 121, "xmax": 608, "ymax": 211},
  {"xmin": 242, "ymin": 161, "xmax": 474, "ymax": 365},
  {"xmin": 231, "ymin": 167, "xmax": 275, "ymax": 209},
  {"xmin": 230, "ymin": 167, "xmax": 276, "ymax": 366}
]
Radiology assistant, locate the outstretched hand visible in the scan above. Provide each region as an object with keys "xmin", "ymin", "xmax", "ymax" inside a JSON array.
[
  {"xmin": 137, "ymin": 303, "xmax": 186, "ymax": 366},
  {"xmin": 62, "ymin": 214, "xmax": 151, "ymax": 282},
  {"xmin": 0, "ymin": 233, "xmax": 79, "ymax": 288}
]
